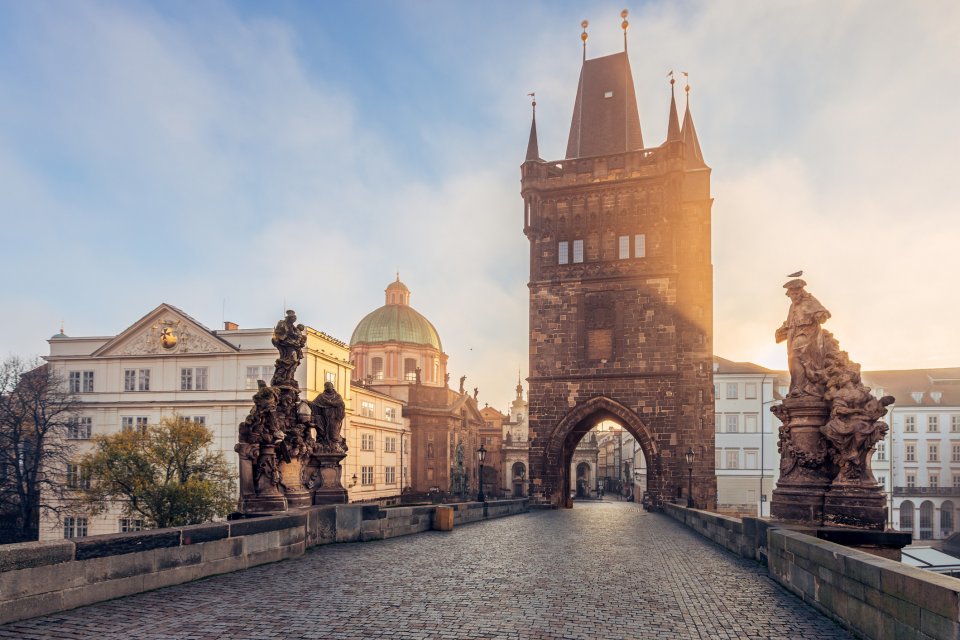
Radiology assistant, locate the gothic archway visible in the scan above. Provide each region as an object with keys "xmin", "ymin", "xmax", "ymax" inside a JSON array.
[{"xmin": 541, "ymin": 396, "xmax": 662, "ymax": 508}]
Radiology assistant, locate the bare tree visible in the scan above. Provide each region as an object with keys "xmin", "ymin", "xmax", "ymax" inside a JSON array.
[{"xmin": 0, "ymin": 356, "xmax": 78, "ymax": 542}]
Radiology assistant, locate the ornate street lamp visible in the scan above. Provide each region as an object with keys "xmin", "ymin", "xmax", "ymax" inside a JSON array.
[
  {"xmin": 685, "ymin": 447, "xmax": 695, "ymax": 508},
  {"xmin": 477, "ymin": 443, "xmax": 487, "ymax": 502}
]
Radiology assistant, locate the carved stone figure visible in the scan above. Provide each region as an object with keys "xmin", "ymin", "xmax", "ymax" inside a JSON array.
[
  {"xmin": 459, "ymin": 375, "xmax": 466, "ymax": 394},
  {"xmin": 775, "ymin": 279, "xmax": 831, "ymax": 398},
  {"xmin": 311, "ymin": 381, "xmax": 346, "ymax": 447},
  {"xmin": 415, "ymin": 366, "xmax": 422, "ymax": 385},
  {"xmin": 473, "ymin": 387, "xmax": 479, "ymax": 401},
  {"xmin": 272, "ymin": 311, "xmax": 307, "ymax": 385},
  {"xmin": 444, "ymin": 372, "xmax": 450, "ymax": 387}
]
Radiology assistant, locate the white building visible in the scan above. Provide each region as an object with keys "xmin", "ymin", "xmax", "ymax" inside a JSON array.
[
  {"xmin": 713, "ymin": 357, "xmax": 783, "ymax": 517},
  {"xmin": 44, "ymin": 303, "xmax": 407, "ymax": 540},
  {"xmin": 501, "ymin": 380, "xmax": 529, "ymax": 497},
  {"xmin": 862, "ymin": 368, "xmax": 960, "ymax": 540}
]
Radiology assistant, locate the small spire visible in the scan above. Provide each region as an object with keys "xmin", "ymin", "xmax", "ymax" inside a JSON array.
[
  {"xmin": 60, "ymin": 320, "xmax": 65, "ymax": 334},
  {"xmin": 681, "ymin": 73, "xmax": 706, "ymax": 168},
  {"xmin": 666, "ymin": 71, "xmax": 681, "ymax": 142},
  {"xmin": 525, "ymin": 93, "xmax": 540, "ymax": 162},
  {"xmin": 621, "ymin": 9, "xmax": 629, "ymax": 52},
  {"xmin": 581, "ymin": 20, "xmax": 589, "ymax": 62}
]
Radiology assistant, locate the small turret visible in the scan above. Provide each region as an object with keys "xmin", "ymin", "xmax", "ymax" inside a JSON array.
[
  {"xmin": 666, "ymin": 73, "xmax": 681, "ymax": 143},
  {"xmin": 681, "ymin": 78, "xmax": 707, "ymax": 169},
  {"xmin": 525, "ymin": 94, "xmax": 540, "ymax": 162}
]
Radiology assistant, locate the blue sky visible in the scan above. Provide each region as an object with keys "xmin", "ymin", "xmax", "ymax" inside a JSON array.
[{"xmin": 1, "ymin": 1, "xmax": 959, "ymax": 411}]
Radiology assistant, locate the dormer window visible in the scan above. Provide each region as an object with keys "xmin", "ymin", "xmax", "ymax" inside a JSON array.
[
  {"xmin": 931, "ymin": 391, "xmax": 943, "ymax": 404},
  {"xmin": 604, "ymin": 90, "xmax": 614, "ymax": 98},
  {"xmin": 911, "ymin": 391, "xmax": 924, "ymax": 403}
]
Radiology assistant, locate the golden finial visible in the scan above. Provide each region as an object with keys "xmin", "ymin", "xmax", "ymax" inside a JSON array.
[
  {"xmin": 528, "ymin": 91, "xmax": 536, "ymax": 110},
  {"xmin": 581, "ymin": 19, "xmax": 589, "ymax": 61},
  {"xmin": 667, "ymin": 69, "xmax": 675, "ymax": 86},
  {"xmin": 683, "ymin": 71, "xmax": 690, "ymax": 94},
  {"xmin": 60, "ymin": 320, "xmax": 65, "ymax": 334},
  {"xmin": 621, "ymin": 9, "xmax": 629, "ymax": 50}
]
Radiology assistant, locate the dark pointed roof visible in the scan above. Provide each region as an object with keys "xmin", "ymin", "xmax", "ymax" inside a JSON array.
[
  {"xmin": 565, "ymin": 52, "xmax": 643, "ymax": 159},
  {"xmin": 666, "ymin": 81, "xmax": 681, "ymax": 143},
  {"xmin": 681, "ymin": 90, "xmax": 707, "ymax": 169},
  {"xmin": 525, "ymin": 107, "xmax": 540, "ymax": 162}
]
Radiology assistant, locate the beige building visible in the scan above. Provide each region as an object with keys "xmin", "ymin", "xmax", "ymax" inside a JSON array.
[
  {"xmin": 501, "ymin": 379, "xmax": 529, "ymax": 498},
  {"xmin": 43, "ymin": 303, "xmax": 405, "ymax": 540}
]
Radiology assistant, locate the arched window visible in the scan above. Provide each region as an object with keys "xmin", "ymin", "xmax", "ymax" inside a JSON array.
[
  {"xmin": 920, "ymin": 501, "xmax": 935, "ymax": 540},
  {"xmin": 900, "ymin": 501, "xmax": 915, "ymax": 532},
  {"xmin": 404, "ymin": 358, "xmax": 418, "ymax": 382},
  {"xmin": 942, "ymin": 501, "xmax": 954, "ymax": 537},
  {"xmin": 371, "ymin": 357, "xmax": 384, "ymax": 381}
]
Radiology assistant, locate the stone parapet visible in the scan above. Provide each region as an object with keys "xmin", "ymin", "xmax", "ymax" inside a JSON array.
[{"xmin": 0, "ymin": 499, "xmax": 528, "ymax": 626}]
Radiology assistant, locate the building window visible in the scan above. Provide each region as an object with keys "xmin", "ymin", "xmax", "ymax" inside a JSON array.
[
  {"xmin": 66, "ymin": 464, "xmax": 90, "ymax": 490},
  {"xmin": 725, "ymin": 450, "xmax": 739, "ymax": 469},
  {"xmin": 618, "ymin": 235, "xmax": 629, "ymax": 259},
  {"xmin": 744, "ymin": 450, "xmax": 758, "ymax": 469},
  {"xmin": 119, "ymin": 518, "xmax": 144, "ymax": 533},
  {"xmin": 744, "ymin": 383, "xmax": 757, "ymax": 400},
  {"xmin": 361, "ymin": 433, "xmax": 374, "ymax": 451},
  {"xmin": 954, "ymin": 475, "xmax": 960, "ymax": 489},
  {"xmin": 726, "ymin": 414, "xmax": 738, "ymax": 433},
  {"xmin": 876, "ymin": 475, "xmax": 886, "ymax": 487},
  {"xmin": 744, "ymin": 414, "xmax": 758, "ymax": 434},
  {"xmin": 558, "ymin": 241, "xmax": 569, "ymax": 265},
  {"xmin": 360, "ymin": 401, "xmax": 375, "ymax": 418},
  {"xmin": 404, "ymin": 358, "xmax": 418, "ymax": 382},
  {"xmin": 385, "ymin": 466, "xmax": 396, "ymax": 484},
  {"xmin": 371, "ymin": 357, "xmax": 384, "ymax": 380},
  {"xmin": 191, "ymin": 416, "xmax": 206, "ymax": 427},
  {"xmin": 68, "ymin": 371, "xmax": 95, "ymax": 394},
  {"xmin": 121, "ymin": 416, "xmax": 149, "ymax": 434},
  {"xmin": 875, "ymin": 440, "xmax": 886, "ymax": 461},
  {"xmin": 930, "ymin": 474, "xmax": 940, "ymax": 489},
  {"xmin": 904, "ymin": 415, "xmax": 916, "ymax": 433},
  {"xmin": 928, "ymin": 415, "xmax": 940, "ymax": 432},
  {"xmin": 180, "ymin": 367, "xmax": 208, "ymax": 391},
  {"xmin": 952, "ymin": 415, "xmax": 960, "ymax": 432},
  {"xmin": 124, "ymin": 369, "xmax": 150, "ymax": 392},
  {"xmin": 899, "ymin": 503, "xmax": 914, "ymax": 531},
  {"xmin": 385, "ymin": 407, "xmax": 398, "ymax": 422},
  {"xmin": 572, "ymin": 239, "xmax": 584, "ymax": 263},
  {"xmin": 943, "ymin": 506, "xmax": 954, "ymax": 537},
  {"xmin": 906, "ymin": 474, "xmax": 916, "ymax": 488},
  {"xmin": 929, "ymin": 443, "xmax": 939, "ymax": 463},
  {"xmin": 634, "ymin": 234, "xmax": 646, "ymax": 258},
  {"xmin": 63, "ymin": 516, "xmax": 88, "ymax": 539},
  {"xmin": 67, "ymin": 417, "xmax": 92, "ymax": 440},
  {"xmin": 385, "ymin": 436, "xmax": 397, "ymax": 453},
  {"xmin": 726, "ymin": 383, "xmax": 738, "ymax": 399},
  {"xmin": 361, "ymin": 466, "xmax": 374, "ymax": 485},
  {"xmin": 905, "ymin": 443, "xmax": 916, "ymax": 462},
  {"xmin": 246, "ymin": 365, "xmax": 272, "ymax": 389},
  {"xmin": 714, "ymin": 414, "xmax": 722, "ymax": 433}
]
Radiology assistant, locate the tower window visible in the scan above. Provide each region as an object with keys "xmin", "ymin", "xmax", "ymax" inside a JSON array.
[
  {"xmin": 558, "ymin": 241, "xmax": 569, "ymax": 265},
  {"xmin": 634, "ymin": 234, "xmax": 646, "ymax": 258},
  {"xmin": 603, "ymin": 90, "xmax": 614, "ymax": 98},
  {"xmin": 573, "ymin": 240, "xmax": 584, "ymax": 263},
  {"xmin": 618, "ymin": 235, "xmax": 630, "ymax": 260}
]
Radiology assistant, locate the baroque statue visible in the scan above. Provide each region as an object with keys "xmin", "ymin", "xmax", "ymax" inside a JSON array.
[
  {"xmin": 770, "ymin": 280, "xmax": 893, "ymax": 529},
  {"xmin": 310, "ymin": 381, "xmax": 346, "ymax": 451}
]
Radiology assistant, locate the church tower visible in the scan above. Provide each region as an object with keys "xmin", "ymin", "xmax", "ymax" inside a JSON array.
[{"xmin": 521, "ymin": 16, "xmax": 715, "ymax": 509}]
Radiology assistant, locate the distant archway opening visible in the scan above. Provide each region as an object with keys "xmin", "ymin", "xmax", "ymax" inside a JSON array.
[
  {"xmin": 899, "ymin": 500, "xmax": 915, "ymax": 533},
  {"xmin": 545, "ymin": 396, "xmax": 661, "ymax": 509},
  {"xmin": 920, "ymin": 501, "xmax": 934, "ymax": 540},
  {"xmin": 942, "ymin": 501, "xmax": 954, "ymax": 537}
]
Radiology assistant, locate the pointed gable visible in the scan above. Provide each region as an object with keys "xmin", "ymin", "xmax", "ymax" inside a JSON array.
[
  {"xmin": 92, "ymin": 303, "xmax": 239, "ymax": 357},
  {"xmin": 525, "ymin": 107, "xmax": 540, "ymax": 162},
  {"xmin": 681, "ymin": 94, "xmax": 707, "ymax": 169},
  {"xmin": 565, "ymin": 52, "xmax": 644, "ymax": 159},
  {"xmin": 666, "ymin": 82, "xmax": 681, "ymax": 143}
]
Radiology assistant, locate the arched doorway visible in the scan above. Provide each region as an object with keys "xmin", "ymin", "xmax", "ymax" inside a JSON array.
[
  {"xmin": 511, "ymin": 461, "xmax": 527, "ymax": 497},
  {"xmin": 539, "ymin": 396, "xmax": 664, "ymax": 509},
  {"xmin": 941, "ymin": 501, "xmax": 954, "ymax": 538},
  {"xmin": 575, "ymin": 462, "xmax": 592, "ymax": 498},
  {"xmin": 899, "ymin": 500, "xmax": 915, "ymax": 533},
  {"xmin": 919, "ymin": 501, "xmax": 934, "ymax": 540}
]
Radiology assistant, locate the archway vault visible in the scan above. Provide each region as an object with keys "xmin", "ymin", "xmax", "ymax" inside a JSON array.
[{"xmin": 545, "ymin": 395, "xmax": 663, "ymax": 508}]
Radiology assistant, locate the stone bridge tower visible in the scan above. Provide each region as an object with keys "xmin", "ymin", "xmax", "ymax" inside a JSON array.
[{"xmin": 521, "ymin": 29, "xmax": 716, "ymax": 509}]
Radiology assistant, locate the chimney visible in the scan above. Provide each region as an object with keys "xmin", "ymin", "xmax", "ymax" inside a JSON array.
[{"xmin": 224, "ymin": 321, "xmax": 239, "ymax": 331}]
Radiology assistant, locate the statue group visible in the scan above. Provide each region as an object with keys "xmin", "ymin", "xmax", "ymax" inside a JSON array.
[
  {"xmin": 771, "ymin": 280, "xmax": 893, "ymax": 529},
  {"xmin": 235, "ymin": 310, "xmax": 349, "ymax": 513}
]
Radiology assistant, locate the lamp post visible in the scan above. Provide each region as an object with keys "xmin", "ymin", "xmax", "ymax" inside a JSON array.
[
  {"xmin": 685, "ymin": 447, "xmax": 695, "ymax": 508},
  {"xmin": 477, "ymin": 443, "xmax": 487, "ymax": 502}
]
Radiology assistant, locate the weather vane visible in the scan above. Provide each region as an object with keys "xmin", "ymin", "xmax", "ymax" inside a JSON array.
[
  {"xmin": 581, "ymin": 19, "xmax": 589, "ymax": 61},
  {"xmin": 621, "ymin": 9, "xmax": 629, "ymax": 51}
]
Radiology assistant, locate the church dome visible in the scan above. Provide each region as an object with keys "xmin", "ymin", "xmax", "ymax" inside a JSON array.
[{"xmin": 350, "ymin": 278, "xmax": 443, "ymax": 351}]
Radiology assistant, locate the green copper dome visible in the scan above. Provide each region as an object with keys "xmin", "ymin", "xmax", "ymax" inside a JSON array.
[{"xmin": 349, "ymin": 278, "xmax": 443, "ymax": 350}]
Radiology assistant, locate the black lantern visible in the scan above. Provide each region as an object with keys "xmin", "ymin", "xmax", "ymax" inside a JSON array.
[
  {"xmin": 685, "ymin": 447, "xmax": 695, "ymax": 508},
  {"xmin": 477, "ymin": 443, "xmax": 487, "ymax": 502}
]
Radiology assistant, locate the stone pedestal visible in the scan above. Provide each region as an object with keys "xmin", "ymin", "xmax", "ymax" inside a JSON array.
[
  {"xmin": 771, "ymin": 397, "xmax": 834, "ymax": 524},
  {"xmin": 281, "ymin": 456, "xmax": 312, "ymax": 508},
  {"xmin": 823, "ymin": 483, "xmax": 887, "ymax": 530},
  {"xmin": 311, "ymin": 452, "xmax": 348, "ymax": 505},
  {"xmin": 242, "ymin": 445, "xmax": 288, "ymax": 513}
]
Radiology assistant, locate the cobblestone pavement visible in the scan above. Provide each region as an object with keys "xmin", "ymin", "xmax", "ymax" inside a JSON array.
[{"xmin": 0, "ymin": 501, "xmax": 853, "ymax": 639}]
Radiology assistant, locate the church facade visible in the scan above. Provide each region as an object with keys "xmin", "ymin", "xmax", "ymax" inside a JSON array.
[{"xmin": 521, "ymin": 28, "xmax": 716, "ymax": 508}]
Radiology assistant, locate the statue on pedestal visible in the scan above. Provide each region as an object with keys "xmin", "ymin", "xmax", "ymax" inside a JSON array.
[
  {"xmin": 306, "ymin": 381, "xmax": 349, "ymax": 505},
  {"xmin": 770, "ymin": 280, "xmax": 893, "ymax": 529}
]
